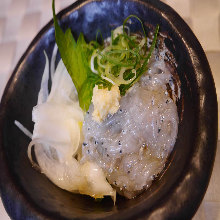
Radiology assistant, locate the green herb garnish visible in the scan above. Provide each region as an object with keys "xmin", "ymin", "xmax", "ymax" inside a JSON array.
[
  {"xmin": 52, "ymin": 0, "xmax": 159, "ymax": 110},
  {"xmin": 93, "ymin": 21, "xmax": 159, "ymax": 94}
]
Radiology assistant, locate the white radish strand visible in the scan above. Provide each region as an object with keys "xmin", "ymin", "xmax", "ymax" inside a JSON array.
[
  {"xmin": 50, "ymin": 44, "xmax": 58, "ymax": 81},
  {"xmin": 14, "ymin": 120, "xmax": 32, "ymax": 139},
  {"xmin": 37, "ymin": 51, "xmax": 49, "ymax": 105}
]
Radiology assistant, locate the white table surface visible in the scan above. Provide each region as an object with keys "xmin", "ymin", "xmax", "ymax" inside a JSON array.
[{"xmin": 0, "ymin": 0, "xmax": 219, "ymax": 219}]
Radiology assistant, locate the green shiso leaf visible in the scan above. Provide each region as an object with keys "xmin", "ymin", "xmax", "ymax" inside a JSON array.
[{"xmin": 52, "ymin": 0, "xmax": 111, "ymax": 112}]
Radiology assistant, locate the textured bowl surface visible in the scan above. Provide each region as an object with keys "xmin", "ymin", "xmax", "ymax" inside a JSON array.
[{"xmin": 0, "ymin": 0, "xmax": 218, "ymax": 219}]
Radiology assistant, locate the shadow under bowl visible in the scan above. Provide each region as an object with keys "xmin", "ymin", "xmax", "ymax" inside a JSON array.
[{"xmin": 0, "ymin": 0, "xmax": 218, "ymax": 219}]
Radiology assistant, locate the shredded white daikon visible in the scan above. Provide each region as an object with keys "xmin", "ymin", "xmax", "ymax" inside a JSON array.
[{"xmin": 15, "ymin": 46, "xmax": 116, "ymax": 202}]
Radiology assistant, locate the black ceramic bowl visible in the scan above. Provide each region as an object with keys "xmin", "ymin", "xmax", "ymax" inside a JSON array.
[{"xmin": 0, "ymin": 0, "xmax": 218, "ymax": 219}]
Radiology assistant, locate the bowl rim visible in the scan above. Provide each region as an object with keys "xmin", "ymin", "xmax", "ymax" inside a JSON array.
[{"xmin": 0, "ymin": 0, "xmax": 218, "ymax": 219}]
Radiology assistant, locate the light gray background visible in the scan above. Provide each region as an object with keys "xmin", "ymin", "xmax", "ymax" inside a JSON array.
[{"xmin": 0, "ymin": 0, "xmax": 219, "ymax": 219}]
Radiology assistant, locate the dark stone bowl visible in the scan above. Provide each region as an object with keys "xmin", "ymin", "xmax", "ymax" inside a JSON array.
[{"xmin": 0, "ymin": 0, "xmax": 218, "ymax": 219}]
